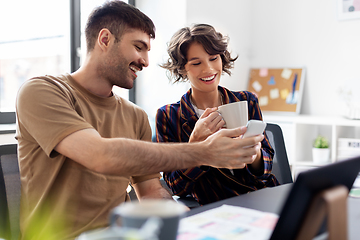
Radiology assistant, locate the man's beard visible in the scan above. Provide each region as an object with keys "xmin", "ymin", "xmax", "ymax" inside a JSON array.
[{"xmin": 101, "ymin": 55, "xmax": 135, "ymax": 90}]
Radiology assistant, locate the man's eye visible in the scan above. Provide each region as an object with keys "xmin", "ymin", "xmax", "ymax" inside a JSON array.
[{"xmin": 135, "ymin": 45, "xmax": 142, "ymax": 50}]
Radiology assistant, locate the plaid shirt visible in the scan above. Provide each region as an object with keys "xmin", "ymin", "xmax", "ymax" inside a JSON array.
[{"xmin": 155, "ymin": 86, "xmax": 279, "ymax": 205}]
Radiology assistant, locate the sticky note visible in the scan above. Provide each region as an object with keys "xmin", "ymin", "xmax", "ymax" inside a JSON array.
[
  {"xmin": 280, "ymin": 89, "xmax": 289, "ymax": 99},
  {"xmin": 252, "ymin": 81, "xmax": 262, "ymax": 92},
  {"xmin": 259, "ymin": 96, "xmax": 268, "ymax": 106},
  {"xmin": 259, "ymin": 68, "xmax": 268, "ymax": 77},
  {"xmin": 268, "ymin": 76, "xmax": 275, "ymax": 85},
  {"xmin": 270, "ymin": 88, "xmax": 279, "ymax": 99},
  {"xmin": 281, "ymin": 68, "xmax": 292, "ymax": 80}
]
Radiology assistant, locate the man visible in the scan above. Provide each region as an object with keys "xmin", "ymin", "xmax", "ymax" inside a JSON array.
[{"xmin": 15, "ymin": 1, "xmax": 264, "ymax": 239}]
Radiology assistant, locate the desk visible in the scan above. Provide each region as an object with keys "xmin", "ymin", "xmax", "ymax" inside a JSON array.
[{"xmin": 185, "ymin": 184, "xmax": 360, "ymax": 240}]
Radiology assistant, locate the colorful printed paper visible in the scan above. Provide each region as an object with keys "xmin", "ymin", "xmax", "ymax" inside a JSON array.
[{"xmin": 177, "ymin": 205, "xmax": 279, "ymax": 240}]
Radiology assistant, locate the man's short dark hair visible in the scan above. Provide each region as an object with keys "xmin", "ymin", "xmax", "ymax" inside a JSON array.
[{"xmin": 85, "ymin": 0, "xmax": 155, "ymax": 52}]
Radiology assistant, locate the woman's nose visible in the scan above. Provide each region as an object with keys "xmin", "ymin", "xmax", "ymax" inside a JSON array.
[{"xmin": 202, "ymin": 61, "xmax": 213, "ymax": 72}]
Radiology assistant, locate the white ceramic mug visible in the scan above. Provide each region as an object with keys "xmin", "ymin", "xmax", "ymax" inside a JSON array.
[
  {"xmin": 217, "ymin": 101, "xmax": 248, "ymax": 129},
  {"xmin": 110, "ymin": 200, "xmax": 187, "ymax": 240}
]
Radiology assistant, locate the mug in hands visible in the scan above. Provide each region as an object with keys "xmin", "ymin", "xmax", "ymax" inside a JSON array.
[{"xmin": 217, "ymin": 101, "xmax": 248, "ymax": 129}]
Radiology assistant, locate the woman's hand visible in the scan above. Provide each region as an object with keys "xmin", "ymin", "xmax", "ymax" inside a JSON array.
[
  {"xmin": 189, "ymin": 107, "xmax": 225, "ymax": 143},
  {"xmin": 246, "ymin": 141, "xmax": 263, "ymax": 172}
]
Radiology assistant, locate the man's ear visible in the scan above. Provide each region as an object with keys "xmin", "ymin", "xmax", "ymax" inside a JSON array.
[{"xmin": 97, "ymin": 28, "xmax": 112, "ymax": 51}]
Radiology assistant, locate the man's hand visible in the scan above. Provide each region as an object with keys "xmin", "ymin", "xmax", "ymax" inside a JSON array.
[
  {"xmin": 201, "ymin": 126, "xmax": 264, "ymax": 169},
  {"xmin": 189, "ymin": 107, "xmax": 225, "ymax": 143}
]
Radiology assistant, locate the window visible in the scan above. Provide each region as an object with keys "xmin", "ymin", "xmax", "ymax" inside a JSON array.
[
  {"xmin": 0, "ymin": 0, "xmax": 71, "ymax": 115},
  {"xmin": 0, "ymin": 0, "xmax": 132, "ymax": 124}
]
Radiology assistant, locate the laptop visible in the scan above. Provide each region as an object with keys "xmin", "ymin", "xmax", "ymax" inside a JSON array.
[{"xmin": 270, "ymin": 156, "xmax": 360, "ymax": 240}]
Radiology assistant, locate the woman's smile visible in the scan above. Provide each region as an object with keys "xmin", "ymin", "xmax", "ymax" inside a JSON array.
[{"xmin": 200, "ymin": 74, "xmax": 217, "ymax": 84}]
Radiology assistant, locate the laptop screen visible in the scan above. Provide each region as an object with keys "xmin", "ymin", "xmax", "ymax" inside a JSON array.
[{"xmin": 270, "ymin": 156, "xmax": 360, "ymax": 240}]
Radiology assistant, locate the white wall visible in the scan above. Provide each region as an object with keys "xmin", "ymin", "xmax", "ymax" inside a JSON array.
[
  {"xmin": 136, "ymin": 0, "xmax": 190, "ymax": 133},
  {"xmin": 186, "ymin": 0, "xmax": 360, "ymax": 116}
]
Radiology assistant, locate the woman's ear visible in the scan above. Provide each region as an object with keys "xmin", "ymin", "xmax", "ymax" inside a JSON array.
[{"xmin": 178, "ymin": 68, "xmax": 187, "ymax": 77}]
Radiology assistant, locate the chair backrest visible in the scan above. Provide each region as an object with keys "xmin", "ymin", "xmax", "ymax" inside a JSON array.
[
  {"xmin": 265, "ymin": 123, "xmax": 293, "ymax": 184},
  {"xmin": 0, "ymin": 143, "xmax": 20, "ymax": 240}
]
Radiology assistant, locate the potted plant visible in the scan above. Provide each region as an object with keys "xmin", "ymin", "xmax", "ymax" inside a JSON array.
[{"xmin": 312, "ymin": 136, "xmax": 330, "ymax": 164}]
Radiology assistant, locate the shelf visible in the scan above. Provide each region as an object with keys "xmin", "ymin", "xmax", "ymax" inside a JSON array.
[
  {"xmin": 264, "ymin": 114, "xmax": 360, "ymax": 126},
  {"xmin": 292, "ymin": 161, "xmax": 330, "ymax": 167},
  {"xmin": 262, "ymin": 114, "xmax": 360, "ymax": 178}
]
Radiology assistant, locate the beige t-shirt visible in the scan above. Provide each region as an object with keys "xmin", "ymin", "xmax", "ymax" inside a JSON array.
[{"xmin": 15, "ymin": 74, "xmax": 160, "ymax": 239}]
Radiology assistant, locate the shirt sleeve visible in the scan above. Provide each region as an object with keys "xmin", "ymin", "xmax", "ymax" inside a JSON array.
[
  {"xmin": 16, "ymin": 78, "xmax": 93, "ymax": 157},
  {"xmin": 155, "ymin": 106, "xmax": 208, "ymax": 197}
]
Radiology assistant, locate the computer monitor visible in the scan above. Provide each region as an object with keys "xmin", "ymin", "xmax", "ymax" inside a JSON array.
[{"xmin": 270, "ymin": 156, "xmax": 360, "ymax": 240}]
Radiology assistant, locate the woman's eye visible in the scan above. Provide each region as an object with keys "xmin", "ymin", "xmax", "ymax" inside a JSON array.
[
  {"xmin": 210, "ymin": 56, "xmax": 218, "ymax": 61},
  {"xmin": 192, "ymin": 62, "xmax": 201, "ymax": 66}
]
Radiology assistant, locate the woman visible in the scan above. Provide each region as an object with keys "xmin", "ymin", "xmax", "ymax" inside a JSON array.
[{"xmin": 156, "ymin": 24, "xmax": 278, "ymax": 205}]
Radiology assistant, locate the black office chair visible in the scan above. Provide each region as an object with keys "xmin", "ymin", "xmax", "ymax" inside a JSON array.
[
  {"xmin": 0, "ymin": 143, "xmax": 20, "ymax": 240},
  {"xmin": 265, "ymin": 123, "xmax": 293, "ymax": 184}
]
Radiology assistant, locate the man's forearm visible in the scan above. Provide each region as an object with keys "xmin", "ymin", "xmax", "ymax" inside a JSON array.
[
  {"xmin": 56, "ymin": 127, "xmax": 263, "ymax": 177},
  {"xmin": 56, "ymin": 128, "xmax": 204, "ymax": 176},
  {"xmin": 100, "ymin": 138, "xmax": 204, "ymax": 176}
]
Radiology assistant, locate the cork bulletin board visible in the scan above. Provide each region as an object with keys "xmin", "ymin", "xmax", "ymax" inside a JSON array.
[{"xmin": 247, "ymin": 68, "xmax": 306, "ymax": 114}]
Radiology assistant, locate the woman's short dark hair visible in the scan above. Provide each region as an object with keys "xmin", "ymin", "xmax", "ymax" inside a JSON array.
[
  {"xmin": 161, "ymin": 24, "xmax": 238, "ymax": 83},
  {"xmin": 85, "ymin": 0, "xmax": 155, "ymax": 52}
]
